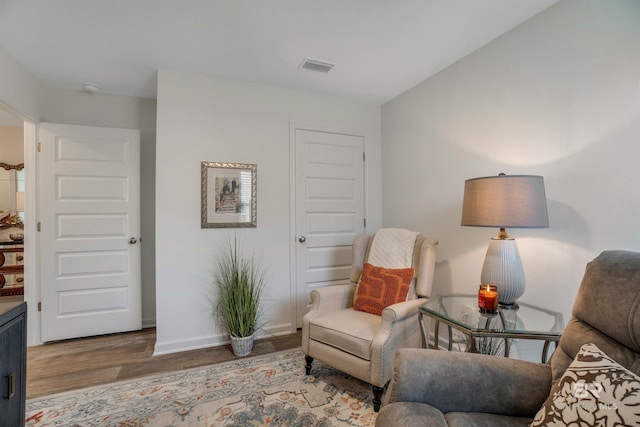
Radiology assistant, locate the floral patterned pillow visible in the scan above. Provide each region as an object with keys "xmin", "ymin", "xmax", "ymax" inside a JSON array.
[{"xmin": 531, "ymin": 343, "xmax": 640, "ymax": 426}]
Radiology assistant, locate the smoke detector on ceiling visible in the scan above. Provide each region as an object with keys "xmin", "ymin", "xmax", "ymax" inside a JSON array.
[
  {"xmin": 82, "ymin": 82, "xmax": 101, "ymax": 93},
  {"xmin": 299, "ymin": 57, "xmax": 335, "ymax": 73}
]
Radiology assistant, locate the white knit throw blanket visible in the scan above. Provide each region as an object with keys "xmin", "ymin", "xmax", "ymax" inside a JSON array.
[{"xmin": 367, "ymin": 228, "xmax": 419, "ymax": 268}]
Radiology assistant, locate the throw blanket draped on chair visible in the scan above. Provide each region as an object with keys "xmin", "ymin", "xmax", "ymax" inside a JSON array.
[{"xmin": 367, "ymin": 228, "xmax": 419, "ymax": 268}]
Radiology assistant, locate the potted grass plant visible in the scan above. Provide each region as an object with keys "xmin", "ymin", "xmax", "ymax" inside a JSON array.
[{"xmin": 213, "ymin": 235, "xmax": 266, "ymax": 357}]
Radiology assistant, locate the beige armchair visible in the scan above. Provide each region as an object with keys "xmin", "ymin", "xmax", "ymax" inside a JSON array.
[{"xmin": 302, "ymin": 228, "xmax": 438, "ymax": 411}]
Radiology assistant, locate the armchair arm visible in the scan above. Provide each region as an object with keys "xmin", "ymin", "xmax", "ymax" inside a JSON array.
[
  {"xmin": 305, "ymin": 283, "xmax": 355, "ymax": 316},
  {"xmin": 381, "ymin": 298, "xmax": 425, "ymax": 323},
  {"xmin": 302, "ymin": 284, "xmax": 355, "ymax": 354},
  {"xmin": 369, "ymin": 298, "xmax": 427, "ymax": 387},
  {"xmin": 384, "ymin": 348, "xmax": 552, "ymax": 418}
]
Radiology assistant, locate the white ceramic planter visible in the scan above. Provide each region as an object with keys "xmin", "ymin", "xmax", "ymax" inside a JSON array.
[{"xmin": 230, "ymin": 334, "xmax": 254, "ymax": 357}]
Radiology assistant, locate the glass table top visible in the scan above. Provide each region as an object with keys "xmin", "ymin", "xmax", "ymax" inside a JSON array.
[{"xmin": 420, "ymin": 294, "xmax": 564, "ymax": 337}]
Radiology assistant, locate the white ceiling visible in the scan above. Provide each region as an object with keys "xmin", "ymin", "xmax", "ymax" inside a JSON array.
[{"xmin": 0, "ymin": 0, "xmax": 558, "ymax": 105}]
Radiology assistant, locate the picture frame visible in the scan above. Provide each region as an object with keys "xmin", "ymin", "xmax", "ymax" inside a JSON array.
[{"xmin": 201, "ymin": 162, "xmax": 257, "ymax": 228}]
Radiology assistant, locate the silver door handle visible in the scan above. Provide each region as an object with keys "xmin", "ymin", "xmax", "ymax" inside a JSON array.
[
  {"xmin": 129, "ymin": 237, "xmax": 138, "ymax": 244},
  {"xmin": 298, "ymin": 236, "xmax": 306, "ymax": 243}
]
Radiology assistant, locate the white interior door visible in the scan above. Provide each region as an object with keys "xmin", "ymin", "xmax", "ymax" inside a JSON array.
[
  {"xmin": 39, "ymin": 123, "xmax": 141, "ymax": 342},
  {"xmin": 295, "ymin": 128, "xmax": 365, "ymax": 327}
]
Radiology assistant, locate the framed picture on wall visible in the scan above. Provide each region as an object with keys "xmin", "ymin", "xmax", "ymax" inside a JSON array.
[{"xmin": 201, "ymin": 161, "xmax": 257, "ymax": 228}]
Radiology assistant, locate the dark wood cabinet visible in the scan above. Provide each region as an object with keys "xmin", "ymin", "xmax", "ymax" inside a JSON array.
[{"xmin": 0, "ymin": 301, "xmax": 26, "ymax": 427}]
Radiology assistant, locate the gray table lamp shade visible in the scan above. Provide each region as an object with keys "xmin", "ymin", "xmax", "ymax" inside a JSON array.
[{"xmin": 461, "ymin": 175, "xmax": 549, "ymax": 229}]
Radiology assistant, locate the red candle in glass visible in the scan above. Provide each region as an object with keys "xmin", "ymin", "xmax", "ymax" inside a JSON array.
[{"xmin": 478, "ymin": 284, "xmax": 498, "ymax": 313}]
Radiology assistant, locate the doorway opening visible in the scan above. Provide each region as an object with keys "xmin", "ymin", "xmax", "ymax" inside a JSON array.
[
  {"xmin": 1, "ymin": 101, "xmax": 39, "ymax": 346},
  {"xmin": 0, "ymin": 105, "xmax": 26, "ymax": 303}
]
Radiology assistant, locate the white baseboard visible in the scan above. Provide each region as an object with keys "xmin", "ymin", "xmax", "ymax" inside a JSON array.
[
  {"xmin": 153, "ymin": 334, "xmax": 227, "ymax": 356},
  {"xmin": 152, "ymin": 322, "xmax": 295, "ymax": 356}
]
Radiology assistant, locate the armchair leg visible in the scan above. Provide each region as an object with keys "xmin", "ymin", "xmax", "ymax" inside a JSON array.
[
  {"xmin": 304, "ymin": 355, "xmax": 313, "ymax": 375},
  {"xmin": 372, "ymin": 385, "xmax": 384, "ymax": 412}
]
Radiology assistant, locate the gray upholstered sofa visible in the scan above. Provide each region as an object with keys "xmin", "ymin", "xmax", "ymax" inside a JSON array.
[{"xmin": 377, "ymin": 250, "xmax": 640, "ymax": 427}]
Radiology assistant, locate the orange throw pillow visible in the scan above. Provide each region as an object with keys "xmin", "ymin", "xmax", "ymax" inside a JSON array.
[{"xmin": 353, "ymin": 262, "xmax": 414, "ymax": 316}]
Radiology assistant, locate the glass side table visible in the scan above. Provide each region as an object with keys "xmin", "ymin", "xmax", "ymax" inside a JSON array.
[{"xmin": 419, "ymin": 294, "xmax": 564, "ymax": 363}]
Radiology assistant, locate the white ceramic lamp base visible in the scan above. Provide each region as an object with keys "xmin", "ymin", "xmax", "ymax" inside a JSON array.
[{"xmin": 480, "ymin": 237, "xmax": 525, "ymax": 308}]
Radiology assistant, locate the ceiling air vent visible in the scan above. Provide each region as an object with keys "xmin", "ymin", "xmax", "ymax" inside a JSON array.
[{"xmin": 299, "ymin": 57, "xmax": 335, "ymax": 73}]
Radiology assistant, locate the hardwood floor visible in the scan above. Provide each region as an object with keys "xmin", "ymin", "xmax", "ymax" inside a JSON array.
[{"xmin": 27, "ymin": 328, "xmax": 303, "ymax": 399}]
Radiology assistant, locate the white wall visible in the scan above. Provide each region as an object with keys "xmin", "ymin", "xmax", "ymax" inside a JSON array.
[
  {"xmin": 381, "ymin": 0, "xmax": 640, "ymax": 326},
  {"xmin": 154, "ymin": 69, "xmax": 381, "ymax": 354},
  {"xmin": 0, "ymin": 45, "xmax": 45, "ymax": 122},
  {"xmin": 43, "ymin": 88, "xmax": 158, "ymax": 327}
]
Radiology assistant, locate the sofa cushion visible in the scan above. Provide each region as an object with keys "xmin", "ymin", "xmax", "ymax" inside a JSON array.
[
  {"xmin": 377, "ymin": 402, "xmax": 448, "ymax": 427},
  {"xmin": 445, "ymin": 412, "xmax": 533, "ymax": 427},
  {"xmin": 353, "ymin": 262, "xmax": 413, "ymax": 316},
  {"xmin": 531, "ymin": 343, "xmax": 640, "ymax": 426},
  {"xmin": 308, "ymin": 308, "xmax": 379, "ymax": 360},
  {"xmin": 571, "ymin": 251, "xmax": 640, "ymax": 354}
]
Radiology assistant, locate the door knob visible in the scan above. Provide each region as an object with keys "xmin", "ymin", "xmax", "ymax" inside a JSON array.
[
  {"xmin": 129, "ymin": 237, "xmax": 138, "ymax": 244},
  {"xmin": 298, "ymin": 236, "xmax": 306, "ymax": 243}
]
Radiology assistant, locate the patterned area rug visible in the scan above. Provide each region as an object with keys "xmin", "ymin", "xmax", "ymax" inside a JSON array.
[{"xmin": 26, "ymin": 349, "xmax": 377, "ymax": 426}]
